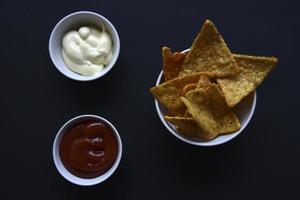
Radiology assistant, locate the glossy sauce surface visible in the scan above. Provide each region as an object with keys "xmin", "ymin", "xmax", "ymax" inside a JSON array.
[{"xmin": 60, "ymin": 121, "xmax": 118, "ymax": 178}]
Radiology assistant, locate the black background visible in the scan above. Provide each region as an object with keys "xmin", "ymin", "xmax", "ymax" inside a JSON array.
[{"xmin": 1, "ymin": 0, "xmax": 299, "ymax": 199}]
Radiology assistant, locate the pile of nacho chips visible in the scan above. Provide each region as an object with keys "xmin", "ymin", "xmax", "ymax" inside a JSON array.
[{"xmin": 150, "ymin": 20, "xmax": 278, "ymax": 141}]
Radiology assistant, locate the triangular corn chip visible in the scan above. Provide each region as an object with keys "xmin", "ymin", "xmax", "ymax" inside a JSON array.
[
  {"xmin": 184, "ymin": 109, "xmax": 192, "ymax": 117},
  {"xmin": 164, "ymin": 116, "xmax": 200, "ymax": 138},
  {"xmin": 179, "ymin": 20, "xmax": 240, "ymax": 78},
  {"xmin": 182, "ymin": 83, "xmax": 197, "ymax": 95},
  {"xmin": 162, "ymin": 47, "xmax": 187, "ymax": 81},
  {"xmin": 183, "ymin": 75, "xmax": 211, "ymax": 117},
  {"xmin": 181, "ymin": 84, "xmax": 240, "ymax": 140},
  {"xmin": 217, "ymin": 54, "xmax": 278, "ymax": 107},
  {"xmin": 150, "ymin": 73, "xmax": 207, "ymax": 116},
  {"xmin": 196, "ymin": 75, "xmax": 211, "ymax": 89}
]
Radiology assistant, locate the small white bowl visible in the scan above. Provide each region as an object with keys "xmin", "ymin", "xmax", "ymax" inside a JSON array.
[
  {"xmin": 53, "ymin": 115, "xmax": 122, "ymax": 186},
  {"xmin": 154, "ymin": 69, "xmax": 256, "ymax": 146},
  {"xmin": 49, "ymin": 11, "xmax": 120, "ymax": 81}
]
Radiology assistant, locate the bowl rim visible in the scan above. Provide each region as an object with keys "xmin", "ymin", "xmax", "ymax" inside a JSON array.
[
  {"xmin": 154, "ymin": 52, "xmax": 257, "ymax": 146},
  {"xmin": 48, "ymin": 11, "xmax": 120, "ymax": 81},
  {"xmin": 52, "ymin": 114, "xmax": 122, "ymax": 186}
]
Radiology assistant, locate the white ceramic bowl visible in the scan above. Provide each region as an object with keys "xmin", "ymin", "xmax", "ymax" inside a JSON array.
[
  {"xmin": 49, "ymin": 11, "xmax": 120, "ymax": 81},
  {"xmin": 154, "ymin": 61, "xmax": 257, "ymax": 146},
  {"xmin": 53, "ymin": 115, "xmax": 122, "ymax": 186}
]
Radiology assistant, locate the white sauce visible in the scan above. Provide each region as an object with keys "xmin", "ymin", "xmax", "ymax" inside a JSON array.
[{"xmin": 62, "ymin": 26, "xmax": 113, "ymax": 76}]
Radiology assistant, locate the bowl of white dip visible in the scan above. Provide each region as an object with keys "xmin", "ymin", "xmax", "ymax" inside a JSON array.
[{"xmin": 49, "ymin": 11, "xmax": 120, "ymax": 81}]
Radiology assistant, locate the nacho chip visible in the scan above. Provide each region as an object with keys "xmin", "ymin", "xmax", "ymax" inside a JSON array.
[
  {"xmin": 181, "ymin": 84, "xmax": 240, "ymax": 140},
  {"xmin": 217, "ymin": 54, "xmax": 278, "ymax": 107},
  {"xmin": 150, "ymin": 73, "xmax": 204, "ymax": 116},
  {"xmin": 183, "ymin": 75, "xmax": 211, "ymax": 117},
  {"xmin": 182, "ymin": 76, "xmax": 211, "ymax": 96},
  {"xmin": 162, "ymin": 47, "xmax": 187, "ymax": 81},
  {"xmin": 179, "ymin": 20, "xmax": 240, "ymax": 78},
  {"xmin": 184, "ymin": 109, "xmax": 192, "ymax": 117},
  {"xmin": 164, "ymin": 116, "xmax": 200, "ymax": 138},
  {"xmin": 182, "ymin": 83, "xmax": 197, "ymax": 95},
  {"xmin": 196, "ymin": 75, "xmax": 211, "ymax": 89}
]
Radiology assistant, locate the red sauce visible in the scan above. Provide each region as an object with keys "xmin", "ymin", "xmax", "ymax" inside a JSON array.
[{"xmin": 59, "ymin": 121, "xmax": 118, "ymax": 178}]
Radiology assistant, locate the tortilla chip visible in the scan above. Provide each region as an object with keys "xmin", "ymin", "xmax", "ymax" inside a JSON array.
[
  {"xmin": 184, "ymin": 109, "xmax": 192, "ymax": 117},
  {"xmin": 181, "ymin": 84, "xmax": 240, "ymax": 140},
  {"xmin": 182, "ymin": 83, "xmax": 197, "ymax": 95},
  {"xmin": 164, "ymin": 116, "xmax": 200, "ymax": 138},
  {"xmin": 179, "ymin": 20, "xmax": 240, "ymax": 78},
  {"xmin": 183, "ymin": 76, "xmax": 211, "ymax": 117},
  {"xmin": 150, "ymin": 73, "xmax": 203, "ymax": 116},
  {"xmin": 196, "ymin": 75, "xmax": 211, "ymax": 89},
  {"xmin": 217, "ymin": 54, "xmax": 278, "ymax": 107},
  {"xmin": 182, "ymin": 76, "xmax": 211, "ymax": 117},
  {"xmin": 162, "ymin": 47, "xmax": 187, "ymax": 81}
]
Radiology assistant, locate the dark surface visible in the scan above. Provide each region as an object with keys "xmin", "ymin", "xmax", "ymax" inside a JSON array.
[{"xmin": 0, "ymin": 0, "xmax": 299, "ymax": 199}]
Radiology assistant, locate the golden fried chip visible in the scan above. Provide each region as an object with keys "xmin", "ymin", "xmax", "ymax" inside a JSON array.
[
  {"xmin": 150, "ymin": 73, "xmax": 204, "ymax": 116},
  {"xmin": 196, "ymin": 75, "xmax": 211, "ymax": 89},
  {"xmin": 183, "ymin": 75, "xmax": 211, "ymax": 117},
  {"xmin": 179, "ymin": 20, "xmax": 240, "ymax": 78},
  {"xmin": 181, "ymin": 84, "xmax": 240, "ymax": 140},
  {"xmin": 184, "ymin": 109, "xmax": 192, "ymax": 117},
  {"xmin": 217, "ymin": 54, "xmax": 278, "ymax": 107},
  {"xmin": 164, "ymin": 116, "xmax": 200, "ymax": 138},
  {"xmin": 162, "ymin": 47, "xmax": 187, "ymax": 81},
  {"xmin": 182, "ymin": 83, "xmax": 197, "ymax": 95}
]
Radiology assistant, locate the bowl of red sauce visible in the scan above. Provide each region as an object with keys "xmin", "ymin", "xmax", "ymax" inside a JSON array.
[{"xmin": 53, "ymin": 114, "xmax": 122, "ymax": 186}]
